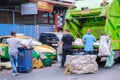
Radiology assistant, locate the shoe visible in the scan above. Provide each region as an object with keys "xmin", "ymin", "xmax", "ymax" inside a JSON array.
[
  {"xmin": 12, "ymin": 73, "xmax": 16, "ymax": 76},
  {"xmin": 12, "ymin": 73, "xmax": 18, "ymax": 76},
  {"xmin": 61, "ymin": 66, "xmax": 65, "ymax": 68}
]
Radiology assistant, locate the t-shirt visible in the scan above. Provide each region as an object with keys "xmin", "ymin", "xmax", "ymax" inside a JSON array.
[
  {"xmin": 7, "ymin": 38, "xmax": 20, "ymax": 53},
  {"xmin": 62, "ymin": 34, "xmax": 74, "ymax": 50},
  {"xmin": 82, "ymin": 33, "xmax": 96, "ymax": 51}
]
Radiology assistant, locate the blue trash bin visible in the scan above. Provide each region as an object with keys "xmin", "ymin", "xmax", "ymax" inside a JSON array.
[{"xmin": 17, "ymin": 48, "xmax": 33, "ymax": 72}]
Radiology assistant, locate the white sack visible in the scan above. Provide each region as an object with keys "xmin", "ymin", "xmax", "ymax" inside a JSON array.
[
  {"xmin": 73, "ymin": 38, "xmax": 83, "ymax": 46},
  {"xmin": 98, "ymin": 35, "xmax": 110, "ymax": 56}
]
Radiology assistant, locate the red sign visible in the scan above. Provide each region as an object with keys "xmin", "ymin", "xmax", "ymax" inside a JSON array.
[{"xmin": 37, "ymin": 1, "xmax": 54, "ymax": 12}]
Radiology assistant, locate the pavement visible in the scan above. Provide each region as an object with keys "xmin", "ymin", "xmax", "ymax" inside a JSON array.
[{"xmin": 0, "ymin": 62, "xmax": 120, "ymax": 80}]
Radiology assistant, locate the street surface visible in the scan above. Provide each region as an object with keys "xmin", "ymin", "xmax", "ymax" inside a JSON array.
[{"xmin": 0, "ymin": 63, "xmax": 120, "ymax": 80}]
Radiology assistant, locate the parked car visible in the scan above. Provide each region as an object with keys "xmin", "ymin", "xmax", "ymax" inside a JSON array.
[
  {"xmin": 39, "ymin": 32, "xmax": 63, "ymax": 48},
  {"xmin": 0, "ymin": 35, "xmax": 57, "ymax": 59}
]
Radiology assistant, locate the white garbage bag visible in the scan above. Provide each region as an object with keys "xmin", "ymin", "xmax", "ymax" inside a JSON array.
[
  {"xmin": 98, "ymin": 35, "xmax": 110, "ymax": 56},
  {"xmin": 73, "ymin": 38, "xmax": 83, "ymax": 46}
]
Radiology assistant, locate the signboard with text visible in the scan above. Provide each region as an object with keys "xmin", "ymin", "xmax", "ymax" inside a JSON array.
[
  {"xmin": 37, "ymin": 1, "xmax": 54, "ymax": 12},
  {"xmin": 21, "ymin": 2, "xmax": 38, "ymax": 15}
]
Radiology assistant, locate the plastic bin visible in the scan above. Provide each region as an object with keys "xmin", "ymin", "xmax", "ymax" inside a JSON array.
[{"xmin": 17, "ymin": 48, "xmax": 33, "ymax": 72}]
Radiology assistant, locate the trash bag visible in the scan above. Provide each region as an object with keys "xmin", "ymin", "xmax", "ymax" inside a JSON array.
[
  {"xmin": 98, "ymin": 35, "xmax": 110, "ymax": 56},
  {"xmin": 41, "ymin": 57, "xmax": 52, "ymax": 67},
  {"xmin": 105, "ymin": 49, "xmax": 115, "ymax": 67},
  {"xmin": 65, "ymin": 55, "xmax": 98, "ymax": 74},
  {"xmin": 32, "ymin": 50, "xmax": 40, "ymax": 59},
  {"xmin": 32, "ymin": 58, "xmax": 44, "ymax": 69},
  {"xmin": 73, "ymin": 38, "xmax": 83, "ymax": 46}
]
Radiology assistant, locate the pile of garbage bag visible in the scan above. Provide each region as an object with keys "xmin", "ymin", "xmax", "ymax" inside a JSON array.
[{"xmin": 65, "ymin": 55, "xmax": 98, "ymax": 74}]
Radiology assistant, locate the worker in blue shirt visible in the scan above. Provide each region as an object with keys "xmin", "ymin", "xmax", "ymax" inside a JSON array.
[{"xmin": 82, "ymin": 29, "xmax": 96, "ymax": 55}]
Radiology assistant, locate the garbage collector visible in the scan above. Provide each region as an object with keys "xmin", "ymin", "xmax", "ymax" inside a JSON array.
[
  {"xmin": 6, "ymin": 31, "xmax": 26, "ymax": 76},
  {"xmin": 82, "ymin": 29, "xmax": 96, "ymax": 55},
  {"xmin": 56, "ymin": 29, "xmax": 75, "ymax": 68}
]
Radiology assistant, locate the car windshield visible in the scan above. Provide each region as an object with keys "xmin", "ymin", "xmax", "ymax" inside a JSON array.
[{"xmin": 19, "ymin": 38, "xmax": 42, "ymax": 46}]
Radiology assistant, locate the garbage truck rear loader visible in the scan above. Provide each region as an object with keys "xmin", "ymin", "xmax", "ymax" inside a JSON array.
[{"xmin": 64, "ymin": 0, "xmax": 120, "ymax": 58}]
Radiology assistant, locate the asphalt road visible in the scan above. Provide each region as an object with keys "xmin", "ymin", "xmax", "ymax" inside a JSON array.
[{"xmin": 0, "ymin": 62, "xmax": 120, "ymax": 80}]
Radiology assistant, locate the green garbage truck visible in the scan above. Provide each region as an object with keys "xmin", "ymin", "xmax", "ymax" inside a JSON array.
[{"xmin": 64, "ymin": 0, "xmax": 120, "ymax": 52}]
